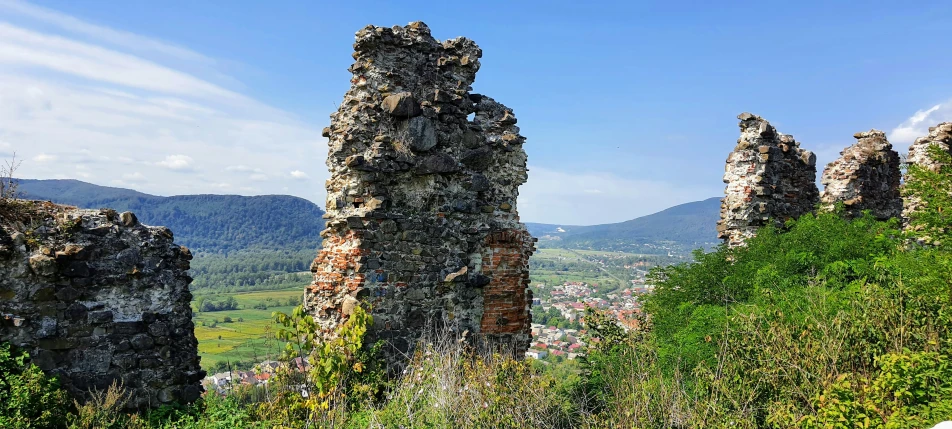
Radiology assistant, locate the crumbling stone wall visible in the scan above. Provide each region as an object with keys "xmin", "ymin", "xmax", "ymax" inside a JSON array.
[
  {"xmin": 819, "ymin": 130, "xmax": 901, "ymax": 220},
  {"xmin": 903, "ymin": 122, "xmax": 952, "ymax": 226},
  {"xmin": 0, "ymin": 203, "xmax": 204, "ymax": 409},
  {"xmin": 717, "ymin": 113, "xmax": 819, "ymax": 247},
  {"xmin": 306, "ymin": 22, "xmax": 535, "ymax": 363}
]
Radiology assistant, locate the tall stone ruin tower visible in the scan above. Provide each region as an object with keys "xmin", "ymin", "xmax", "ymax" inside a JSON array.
[
  {"xmin": 717, "ymin": 113, "xmax": 819, "ymax": 247},
  {"xmin": 819, "ymin": 130, "xmax": 901, "ymax": 220},
  {"xmin": 306, "ymin": 22, "xmax": 535, "ymax": 361}
]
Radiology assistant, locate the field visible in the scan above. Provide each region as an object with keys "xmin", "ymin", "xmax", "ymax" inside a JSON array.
[
  {"xmin": 529, "ymin": 247, "xmax": 660, "ymax": 286},
  {"xmin": 192, "ymin": 249, "xmax": 671, "ymax": 371},
  {"xmin": 192, "ymin": 288, "xmax": 303, "ymax": 371}
]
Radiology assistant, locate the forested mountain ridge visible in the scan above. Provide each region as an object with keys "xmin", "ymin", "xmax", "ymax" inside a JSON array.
[
  {"xmin": 16, "ymin": 179, "xmax": 325, "ymax": 253},
  {"xmin": 527, "ymin": 197, "xmax": 721, "ymax": 253}
]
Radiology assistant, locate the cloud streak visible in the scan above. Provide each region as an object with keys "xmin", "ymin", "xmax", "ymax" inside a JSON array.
[
  {"xmin": 0, "ymin": 7, "xmax": 328, "ymax": 202},
  {"xmin": 890, "ymin": 101, "xmax": 952, "ymax": 149}
]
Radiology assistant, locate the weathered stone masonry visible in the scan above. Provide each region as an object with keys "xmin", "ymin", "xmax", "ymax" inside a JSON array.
[
  {"xmin": 0, "ymin": 203, "xmax": 204, "ymax": 409},
  {"xmin": 819, "ymin": 130, "xmax": 901, "ymax": 220},
  {"xmin": 305, "ymin": 22, "xmax": 535, "ymax": 361},
  {"xmin": 717, "ymin": 113, "xmax": 819, "ymax": 247}
]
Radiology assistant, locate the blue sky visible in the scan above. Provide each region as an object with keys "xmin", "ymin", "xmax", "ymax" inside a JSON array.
[{"xmin": 2, "ymin": 0, "xmax": 951, "ymax": 224}]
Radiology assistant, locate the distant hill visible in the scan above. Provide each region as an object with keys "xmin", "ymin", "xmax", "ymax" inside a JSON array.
[
  {"xmin": 527, "ymin": 197, "xmax": 722, "ymax": 254},
  {"xmin": 17, "ymin": 179, "xmax": 324, "ymax": 254}
]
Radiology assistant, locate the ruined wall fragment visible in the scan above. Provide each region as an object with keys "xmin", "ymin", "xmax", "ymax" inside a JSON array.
[
  {"xmin": 306, "ymin": 22, "xmax": 535, "ymax": 363},
  {"xmin": 902, "ymin": 122, "xmax": 952, "ymax": 227},
  {"xmin": 819, "ymin": 130, "xmax": 901, "ymax": 220},
  {"xmin": 717, "ymin": 113, "xmax": 819, "ymax": 246},
  {"xmin": 0, "ymin": 203, "xmax": 204, "ymax": 409}
]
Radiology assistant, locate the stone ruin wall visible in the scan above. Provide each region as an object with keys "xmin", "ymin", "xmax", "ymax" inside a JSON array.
[
  {"xmin": 0, "ymin": 203, "xmax": 204, "ymax": 409},
  {"xmin": 819, "ymin": 130, "xmax": 902, "ymax": 220},
  {"xmin": 305, "ymin": 22, "xmax": 535, "ymax": 362},
  {"xmin": 716, "ymin": 114, "xmax": 952, "ymax": 246},
  {"xmin": 717, "ymin": 113, "xmax": 819, "ymax": 247},
  {"xmin": 902, "ymin": 122, "xmax": 952, "ymax": 227}
]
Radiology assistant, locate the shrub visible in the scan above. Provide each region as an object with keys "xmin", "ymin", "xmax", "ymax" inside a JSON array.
[{"xmin": 0, "ymin": 343, "xmax": 71, "ymax": 429}]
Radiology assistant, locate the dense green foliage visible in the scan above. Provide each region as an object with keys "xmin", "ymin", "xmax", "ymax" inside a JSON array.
[
  {"xmin": 528, "ymin": 197, "xmax": 720, "ymax": 253},
  {"xmin": 904, "ymin": 144, "xmax": 952, "ymax": 249},
  {"xmin": 188, "ymin": 250, "xmax": 314, "ymax": 292},
  {"xmin": 0, "ymin": 343, "xmax": 70, "ymax": 429}
]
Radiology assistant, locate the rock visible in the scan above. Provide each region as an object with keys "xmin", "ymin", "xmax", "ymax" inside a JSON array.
[
  {"xmin": 416, "ymin": 153, "xmax": 459, "ymax": 174},
  {"xmin": 405, "ymin": 116, "xmax": 437, "ymax": 151},
  {"xmin": 381, "ymin": 92, "xmax": 422, "ymax": 118},
  {"xmin": 29, "ymin": 254, "xmax": 56, "ymax": 276},
  {"xmin": 341, "ymin": 295, "xmax": 359, "ymax": 317},
  {"xmin": 460, "ymin": 146, "xmax": 493, "ymax": 170},
  {"xmin": 120, "ymin": 211, "xmax": 138, "ymax": 226},
  {"xmin": 443, "ymin": 266, "xmax": 468, "ymax": 283},
  {"xmin": 470, "ymin": 174, "xmax": 491, "ymax": 192}
]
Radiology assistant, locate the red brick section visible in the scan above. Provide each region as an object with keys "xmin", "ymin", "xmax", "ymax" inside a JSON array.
[
  {"xmin": 480, "ymin": 228, "xmax": 534, "ymax": 341},
  {"xmin": 308, "ymin": 230, "xmax": 368, "ymax": 318}
]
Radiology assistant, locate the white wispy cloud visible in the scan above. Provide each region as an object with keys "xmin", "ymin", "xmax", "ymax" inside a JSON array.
[
  {"xmin": 32, "ymin": 153, "xmax": 55, "ymax": 162},
  {"xmin": 518, "ymin": 165, "xmax": 720, "ymax": 225},
  {"xmin": 0, "ymin": 0, "xmax": 214, "ymax": 64},
  {"xmin": 156, "ymin": 154, "xmax": 194, "ymax": 171},
  {"xmin": 0, "ymin": 5, "xmax": 328, "ymax": 202},
  {"xmin": 289, "ymin": 170, "xmax": 309, "ymax": 180},
  {"xmin": 890, "ymin": 102, "xmax": 952, "ymax": 148}
]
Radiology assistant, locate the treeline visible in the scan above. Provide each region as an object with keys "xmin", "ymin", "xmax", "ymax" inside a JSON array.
[
  {"xmin": 195, "ymin": 296, "xmax": 239, "ymax": 312},
  {"xmin": 16, "ymin": 179, "xmax": 325, "ymax": 253},
  {"xmin": 188, "ymin": 250, "xmax": 314, "ymax": 292}
]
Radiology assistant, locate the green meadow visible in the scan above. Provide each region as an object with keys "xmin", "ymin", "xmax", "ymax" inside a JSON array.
[{"xmin": 191, "ymin": 288, "xmax": 304, "ymax": 371}]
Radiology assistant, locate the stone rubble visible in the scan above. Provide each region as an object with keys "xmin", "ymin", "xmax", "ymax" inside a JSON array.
[
  {"xmin": 0, "ymin": 202, "xmax": 204, "ymax": 409},
  {"xmin": 819, "ymin": 130, "xmax": 901, "ymax": 220},
  {"xmin": 716, "ymin": 113, "xmax": 819, "ymax": 247},
  {"xmin": 305, "ymin": 22, "xmax": 535, "ymax": 367}
]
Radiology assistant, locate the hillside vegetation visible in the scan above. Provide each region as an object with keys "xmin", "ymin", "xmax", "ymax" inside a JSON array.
[
  {"xmin": 16, "ymin": 179, "xmax": 324, "ymax": 292},
  {"xmin": 528, "ymin": 197, "xmax": 721, "ymax": 253},
  {"xmin": 17, "ymin": 179, "xmax": 324, "ymax": 253},
  {"xmin": 4, "ymin": 150, "xmax": 952, "ymax": 428}
]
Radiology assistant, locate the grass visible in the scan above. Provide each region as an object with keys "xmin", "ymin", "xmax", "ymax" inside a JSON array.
[{"xmin": 192, "ymin": 288, "xmax": 303, "ymax": 370}]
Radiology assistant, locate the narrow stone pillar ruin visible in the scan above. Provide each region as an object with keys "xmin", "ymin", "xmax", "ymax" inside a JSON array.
[
  {"xmin": 0, "ymin": 203, "xmax": 204, "ymax": 409},
  {"xmin": 306, "ymin": 22, "xmax": 535, "ymax": 363},
  {"xmin": 717, "ymin": 113, "xmax": 819, "ymax": 247},
  {"xmin": 819, "ymin": 130, "xmax": 901, "ymax": 220},
  {"xmin": 902, "ymin": 122, "xmax": 952, "ymax": 227}
]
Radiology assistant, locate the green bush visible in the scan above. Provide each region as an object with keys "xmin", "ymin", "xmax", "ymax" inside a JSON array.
[{"xmin": 0, "ymin": 343, "xmax": 71, "ymax": 429}]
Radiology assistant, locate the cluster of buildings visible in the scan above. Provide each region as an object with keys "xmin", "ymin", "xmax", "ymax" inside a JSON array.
[
  {"xmin": 203, "ymin": 358, "xmax": 305, "ymax": 394},
  {"xmin": 526, "ymin": 278, "xmax": 658, "ymax": 360},
  {"xmin": 525, "ymin": 324, "xmax": 585, "ymax": 360}
]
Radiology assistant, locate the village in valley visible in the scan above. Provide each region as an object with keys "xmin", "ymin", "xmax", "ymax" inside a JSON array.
[{"xmin": 522, "ymin": 247, "xmax": 671, "ymax": 363}]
